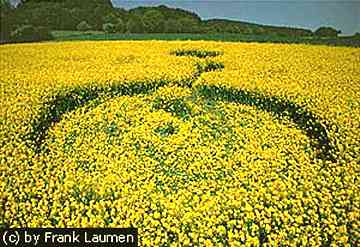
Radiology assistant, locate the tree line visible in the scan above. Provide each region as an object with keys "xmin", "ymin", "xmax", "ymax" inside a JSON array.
[{"xmin": 1, "ymin": 0, "xmax": 343, "ymax": 43}]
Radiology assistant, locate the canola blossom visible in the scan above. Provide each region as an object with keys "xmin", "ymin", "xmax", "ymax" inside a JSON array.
[{"xmin": 0, "ymin": 41, "xmax": 359, "ymax": 246}]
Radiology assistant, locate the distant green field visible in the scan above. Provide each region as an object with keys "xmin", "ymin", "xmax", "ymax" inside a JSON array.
[{"xmin": 51, "ymin": 31, "xmax": 360, "ymax": 47}]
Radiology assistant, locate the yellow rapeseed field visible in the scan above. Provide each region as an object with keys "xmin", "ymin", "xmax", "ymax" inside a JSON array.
[{"xmin": 0, "ymin": 41, "xmax": 359, "ymax": 246}]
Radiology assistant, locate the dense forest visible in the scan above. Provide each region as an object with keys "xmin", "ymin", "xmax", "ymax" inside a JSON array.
[{"xmin": 1, "ymin": 0, "xmax": 343, "ymax": 43}]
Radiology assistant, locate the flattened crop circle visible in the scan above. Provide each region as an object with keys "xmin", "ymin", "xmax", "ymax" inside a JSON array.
[
  {"xmin": 40, "ymin": 84, "xmax": 322, "ymax": 242},
  {"xmin": 22, "ymin": 49, "xmax": 340, "ymax": 244}
]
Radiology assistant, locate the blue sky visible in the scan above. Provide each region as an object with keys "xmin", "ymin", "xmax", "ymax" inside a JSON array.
[{"xmin": 113, "ymin": 1, "xmax": 360, "ymax": 35}]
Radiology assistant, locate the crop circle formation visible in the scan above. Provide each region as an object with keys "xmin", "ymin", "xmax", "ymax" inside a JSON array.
[{"xmin": 0, "ymin": 41, "xmax": 359, "ymax": 246}]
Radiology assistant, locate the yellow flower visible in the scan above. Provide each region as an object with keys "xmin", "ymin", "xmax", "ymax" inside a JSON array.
[{"xmin": 1, "ymin": 41, "xmax": 359, "ymax": 245}]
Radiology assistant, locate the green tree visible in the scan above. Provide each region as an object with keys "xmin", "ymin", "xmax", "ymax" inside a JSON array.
[
  {"xmin": 314, "ymin": 26, "xmax": 341, "ymax": 37},
  {"xmin": 142, "ymin": 10, "xmax": 165, "ymax": 33},
  {"xmin": 115, "ymin": 18, "xmax": 126, "ymax": 33},
  {"xmin": 70, "ymin": 8, "xmax": 88, "ymax": 27},
  {"xmin": 177, "ymin": 17, "xmax": 200, "ymax": 33},
  {"xmin": 103, "ymin": 13, "xmax": 118, "ymax": 24},
  {"xmin": 126, "ymin": 15, "xmax": 144, "ymax": 33},
  {"xmin": 0, "ymin": 0, "xmax": 14, "ymax": 41},
  {"xmin": 76, "ymin": 20, "xmax": 91, "ymax": 31},
  {"xmin": 57, "ymin": 8, "xmax": 77, "ymax": 30},
  {"xmin": 102, "ymin": 22, "xmax": 115, "ymax": 33},
  {"xmin": 10, "ymin": 24, "xmax": 53, "ymax": 42},
  {"xmin": 0, "ymin": 0, "xmax": 11, "ymax": 8},
  {"xmin": 92, "ymin": 5, "xmax": 112, "ymax": 29},
  {"xmin": 163, "ymin": 19, "xmax": 181, "ymax": 33},
  {"xmin": 252, "ymin": 26, "xmax": 266, "ymax": 35}
]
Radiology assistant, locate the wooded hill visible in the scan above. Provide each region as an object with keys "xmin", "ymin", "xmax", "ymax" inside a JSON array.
[{"xmin": 1, "ymin": 0, "xmax": 342, "ymax": 42}]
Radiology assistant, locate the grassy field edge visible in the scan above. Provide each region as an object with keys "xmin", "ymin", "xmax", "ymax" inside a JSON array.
[{"xmin": 51, "ymin": 31, "xmax": 360, "ymax": 47}]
